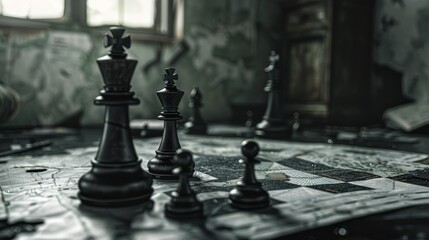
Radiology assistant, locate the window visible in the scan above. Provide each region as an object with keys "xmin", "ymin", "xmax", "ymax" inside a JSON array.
[
  {"xmin": 85, "ymin": 0, "xmax": 181, "ymax": 41},
  {"xmin": 0, "ymin": 0, "xmax": 64, "ymax": 19},
  {"xmin": 87, "ymin": 0, "xmax": 155, "ymax": 28},
  {"xmin": 0, "ymin": 0, "xmax": 182, "ymax": 42}
]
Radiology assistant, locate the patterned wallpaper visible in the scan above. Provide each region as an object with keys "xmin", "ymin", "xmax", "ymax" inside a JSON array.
[
  {"xmin": 8, "ymin": 0, "xmax": 425, "ymax": 127},
  {"xmin": 374, "ymin": 0, "xmax": 429, "ymax": 102},
  {"xmin": 0, "ymin": 0, "xmax": 280, "ymax": 127}
]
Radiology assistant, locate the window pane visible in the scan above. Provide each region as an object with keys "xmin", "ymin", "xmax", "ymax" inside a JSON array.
[
  {"xmin": 2, "ymin": 0, "xmax": 31, "ymax": 18},
  {"xmin": 87, "ymin": 0, "xmax": 120, "ymax": 26},
  {"xmin": 123, "ymin": 0, "xmax": 155, "ymax": 28},
  {"xmin": 87, "ymin": 0, "xmax": 155, "ymax": 28},
  {"xmin": 29, "ymin": 0, "xmax": 64, "ymax": 19},
  {"xmin": 1, "ymin": 0, "xmax": 64, "ymax": 19}
]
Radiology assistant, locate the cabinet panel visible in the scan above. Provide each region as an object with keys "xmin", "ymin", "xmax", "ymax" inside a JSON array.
[
  {"xmin": 281, "ymin": 0, "xmax": 374, "ymax": 124},
  {"xmin": 287, "ymin": 36, "xmax": 327, "ymax": 103},
  {"xmin": 286, "ymin": 2, "xmax": 327, "ymax": 32}
]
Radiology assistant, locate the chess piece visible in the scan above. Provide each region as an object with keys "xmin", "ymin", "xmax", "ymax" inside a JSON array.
[
  {"xmin": 78, "ymin": 27, "xmax": 153, "ymax": 207},
  {"xmin": 244, "ymin": 110, "xmax": 254, "ymax": 128},
  {"xmin": 243, "ymin": 110, "xmax": 256, "ymax": 138},
  {"xmin": 148, "ymin": 68, "xmax": 184, "ymax": 179},
  {"xmin": 184, "ymin": 86, "xmax": 207, "ymax": 135},
  {"xmin": 229, "ymin": 140, "xmax": 270, "ymax": 209},
  {"xmin": 165, "ymin": 149, "xmax": 203, "ymax": 219},
  {"xmin": 292, "ymin": 112, "xmax": 302, "ymax": 134},
  {"xmin": 255, "ymin": 51, "xmax": 291, "ymax": 139}
]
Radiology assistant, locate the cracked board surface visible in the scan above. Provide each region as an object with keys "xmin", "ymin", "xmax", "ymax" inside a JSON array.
[{"xmin": 1, "ymin": 134, "xmax": 429, "ymax": 239}]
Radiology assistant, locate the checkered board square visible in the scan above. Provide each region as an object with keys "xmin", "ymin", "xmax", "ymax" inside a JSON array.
[
  {"xmin": 148, "ymin": 135, "xmax": 429, "ymax": 239},
  {"xmin": 185, "ymin": 151, "xmax": 429, "ymax": 207},
  {"xmin": 184, "ymin": 145, "xmax": 429, "ymax": 199},
  {"xmin": 2, "ymin": 134, "xmax": 429, "ymax": 239}
]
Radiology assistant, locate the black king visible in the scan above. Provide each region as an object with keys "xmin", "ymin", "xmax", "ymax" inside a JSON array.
[
  {"xmin": 78, "ymin": 27, "xmax": 153, "ymax": 207},
  {"xmin": 148, "ymin": 68, "xmax": 186, "ymax": 179}
]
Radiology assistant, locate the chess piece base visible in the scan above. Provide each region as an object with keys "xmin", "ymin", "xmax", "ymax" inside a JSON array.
[
  {"xmin": 228, "ymin": 183, "xmax": 270, "ymax": 209},
  {"xmin": 148, "ymin": 117, "xmax": 182, "ymax": 180},
  {"xmin": 148, "ymin": 153, "xmax": 178, "ymax": 180},
  {"xmin": 184, "ymin": 121, "xmax": 207, "ymax": 135},
  {"xmin": 78, "ymin": 160, "xmax": 153, "ymax": 207},
  {"xmin": 255, "ymin": 119, "xmax": 291, "ymax": 139},
  {"xmin": 165, "ymin": 193, "xmax": 204, "ymax": 219}
]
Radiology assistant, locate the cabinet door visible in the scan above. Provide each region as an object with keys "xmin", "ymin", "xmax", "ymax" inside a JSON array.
[
  {"xmin": 287, "ymin": 35, "xmax": 328, "ymax": 103},
  {"xmin": 283, "ymin": 0, "xmax": 330, "ymax": 118}
]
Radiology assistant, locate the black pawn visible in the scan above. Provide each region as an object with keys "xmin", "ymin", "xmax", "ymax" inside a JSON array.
[
  {"xmin": 255, "ymin": 51, "xmax": 291, "ymax": 139},
  {"xmin": 229, "ymin": 140, "xmax": 270, "ymax": 209},
  {"xmin": 148, "ymin": 68, "xmax": 184, "ymax": 179},
  {"xmin": 78, "ymin": 27, "xmax": 153, "ymax": 207},
  {"xmin": 165, "ymin": 149, "xmax": 204, "ymax": 219},
  {"xmin": 292, "ymin": 112, "xmax": 302, "ymax": 134},
  {"xmin": 245, "ymin": 110, "xmax": 254, "ymax": 128},
  {"xmin": 184, "ymin": 86, "xmax": 207, "ymax": 135}
]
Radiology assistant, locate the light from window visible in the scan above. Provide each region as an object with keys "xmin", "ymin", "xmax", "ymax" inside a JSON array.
[
  {"xmin": 0, "ymin": 0, "xmax": 64, "ymax": 19},
  {"xmin": 87, "ymin": 0, "xmax": 156, "ymax": 28}
]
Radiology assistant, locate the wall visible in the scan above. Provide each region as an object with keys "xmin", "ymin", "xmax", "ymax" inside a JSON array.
[
  {"xmin": 3, "ymin": 0, "xmax": 429, "ymax": 128},
  {"xmin": 0, "ymin": 0, "xmax": 281, "ymax": 127},
  {"xmin": 374, "ymin": 0, "xmax": 429, "ymax": 103}
]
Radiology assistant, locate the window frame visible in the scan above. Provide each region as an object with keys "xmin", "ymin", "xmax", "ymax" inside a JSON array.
[
  {"xmin": 87, "ymin": 0, "xmax": 179, "ymax": 42},
  {"xmin": 0, "ymin": 0, "xmax": 182, "ymax": 43},
  {"xmin": 0, "ymin": 0, "xmax": 70, "ymax": 29}
]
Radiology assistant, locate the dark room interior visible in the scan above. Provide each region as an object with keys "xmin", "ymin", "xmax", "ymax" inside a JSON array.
[{"xmin": 0, "ymin": 0, "xmax": 429, "ymax": 239}]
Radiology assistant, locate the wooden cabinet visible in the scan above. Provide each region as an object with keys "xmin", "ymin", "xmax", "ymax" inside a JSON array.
[{"xmin": 281, "ymin": 0, "xmax": 374, "ymax": 125}]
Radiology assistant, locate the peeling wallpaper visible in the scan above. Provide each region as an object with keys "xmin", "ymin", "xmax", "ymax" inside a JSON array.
[
  {"xmin": 4, "ymin": 0, "xmax": 428, "ymax": 127},
  {"xmin": 0, "ymin": 0, "xmax": 280, "ymax": 127},
  {"xmin": 374, "ymin": 0, "xmax": 429, "ymax": 102},
  {"xmin": 0, "ymin": 0, "xmax": 275, "ymax": 126}
]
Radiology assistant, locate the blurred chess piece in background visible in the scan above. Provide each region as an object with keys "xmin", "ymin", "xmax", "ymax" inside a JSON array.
[
  {"xmin": 184, "ymin": 86, "xmax": 207, "ymax": 135},
  {"xmin": 0, "ymin": 83, "xmax": 20, "ymax": 124},
  {"xmin": 292, "ymin": 112, "xmax": 302, "ymax": 134},
  {"xmin": 255, "ymin": 51, "xmax": 291, "ymax": 139}
]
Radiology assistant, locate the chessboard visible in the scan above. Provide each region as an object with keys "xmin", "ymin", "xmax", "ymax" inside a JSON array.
[{"xmin": 1, "ymin": 131, "xmax": 429, "ymax": 239}]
